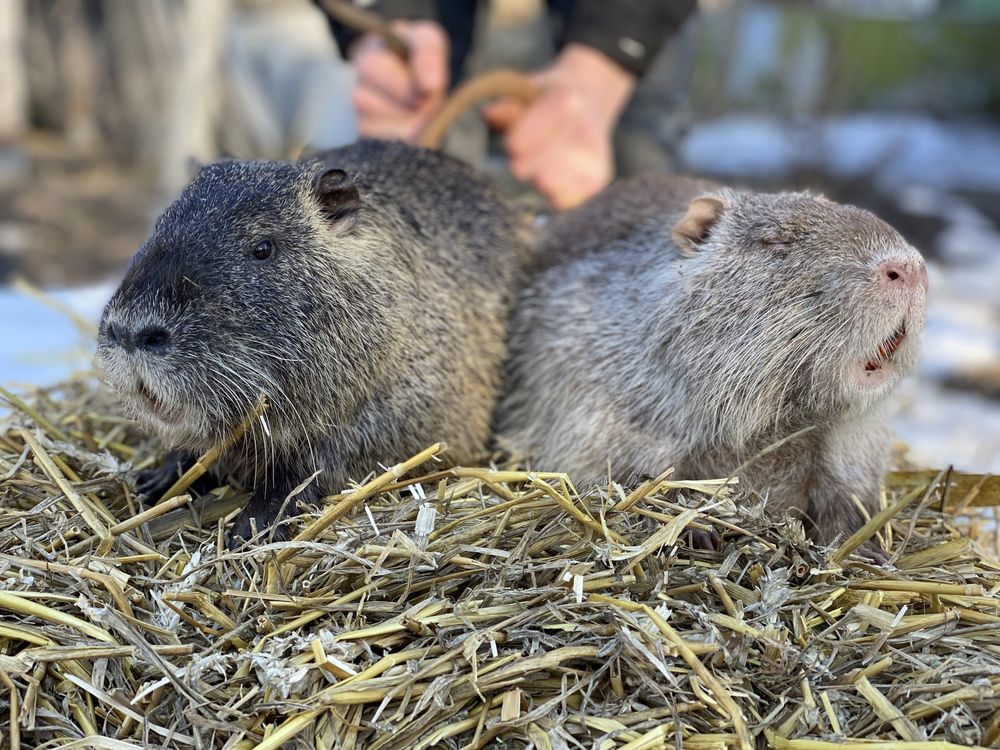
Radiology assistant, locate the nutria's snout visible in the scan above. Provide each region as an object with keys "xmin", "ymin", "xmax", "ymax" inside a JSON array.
[
  {"xmin": 103, "ymin": 321, "xmax": 172, "ymax": 355},
  {"xmin": 97, "ymin": 306, "xmax": 176, "ymax": 364},
  {"xmin": 864, "ymin": 321, "xmax": 908, "ymax": 372},
  {"xmin": 96, "ymin": 305, "xmax": 192, "ymax": 438},
  {"xmin": 855, "ymin": 246, "xmax": 928, "ymax": 388},
  {"xmin": 876, "ymin": 255, "xmax": 928, "ymax": 294}
]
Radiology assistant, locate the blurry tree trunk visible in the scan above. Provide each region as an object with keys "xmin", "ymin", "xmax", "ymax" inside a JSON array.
[
  {"xmin": 160, "ymin": 0, "xmax": 230, "ymax": 192},
  {"xmin": 0, "ymin": 0, "xmax": 28, "ymax": 143},
  {"xmin": 55, "ymin": 0, "xmax": 100, "ymax": 149}
]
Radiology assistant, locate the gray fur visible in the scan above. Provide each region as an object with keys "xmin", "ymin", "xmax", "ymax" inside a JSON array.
[
  {"xmin": 97, "ymin": 139, "xmax": 527, "ymax": 538},
  {"xmin": 497, "ymin": 174, "xmax": 928, "ymax": 544}
]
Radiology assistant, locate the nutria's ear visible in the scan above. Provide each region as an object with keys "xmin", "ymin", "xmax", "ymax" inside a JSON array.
[
  {"xmin": 672, "ymin": 196, "xmax": 725, "ymax": 255},
  {"xmin": 315, "ymin": 168, "xmax": 360, "ymax": 224}
]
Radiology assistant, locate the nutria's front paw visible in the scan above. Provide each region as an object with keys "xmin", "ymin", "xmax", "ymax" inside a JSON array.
[
  {"xmin": 134, "ymin": 450, "xmax": 194, "ymax": 506},
  {"xmin": 857, "ymin": 541, "xmax": 890, "ymax": 565},
  {"xmin": 226, "ymin": 470, "xmax": 322, "ymax": 549},
  {"xmin": 227, "ymin": 495, "xmax": 291, "ymax": 549},
  {"xmin": 685, "ymin": 527, "xmax": 722, "ymax": 552}
]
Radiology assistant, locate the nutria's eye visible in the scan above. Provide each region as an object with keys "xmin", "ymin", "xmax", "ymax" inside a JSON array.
[{"xmin": 251, "ymin": 239, "xmax": 274, "ymax": 263}]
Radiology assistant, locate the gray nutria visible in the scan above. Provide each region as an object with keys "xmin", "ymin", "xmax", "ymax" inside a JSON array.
[
  {"xmin": 497, "ymin": 175, "xmax": 927, "ymax": 549},
  {"xmin": 97, "ymin": 139, "xmax": 526, "ymax": 541}
]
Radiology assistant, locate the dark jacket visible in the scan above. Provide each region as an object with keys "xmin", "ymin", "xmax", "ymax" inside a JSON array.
[{"xmin": 317, "ymin": 0, "xmax": 696, "ymax": 83}]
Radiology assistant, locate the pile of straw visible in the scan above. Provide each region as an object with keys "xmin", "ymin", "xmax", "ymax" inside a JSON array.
[{"xmin": 1, "ymin": 377, "xmax": 999, "ymax": 750}]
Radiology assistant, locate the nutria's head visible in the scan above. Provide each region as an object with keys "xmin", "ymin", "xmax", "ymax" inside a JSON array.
[
  {"xmin": 97, "ymin": 158, "xmax": 388, "ymax": 455},
  {"xmin": 666, "ymin": 189, "xmax": 927, "ymax": 442}
]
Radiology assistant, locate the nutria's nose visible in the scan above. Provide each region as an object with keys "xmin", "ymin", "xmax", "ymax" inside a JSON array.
[
  {"xmin": 137, "ymin": 326, "xmax": 171, "ymax": 353},
  {"xmin": 877, "ymin": 257, "xmax": 928, "ymax": 292},
  {"xmin": 105, "ymin": 323, "xmax": 171, "ymax": 354}
]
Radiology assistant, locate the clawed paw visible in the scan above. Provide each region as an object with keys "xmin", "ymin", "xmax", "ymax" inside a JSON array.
[
  {"xmin": 226, "ymin": 502, "xmax": 290, "ymax": 550},
  {"xmin": 135, "ymin": 451, "xmax": 213, "ymax": 507},
  {"xmin": 857, "ymin": 541, "xmax": 890, "ymax": 565},
  {"xmin": 686, "ymin": 527, "xmax": 722, "ymax": 552},
  {"xmin": 134, "ymin": 452, "xmax": 191, "ymax": 506}
]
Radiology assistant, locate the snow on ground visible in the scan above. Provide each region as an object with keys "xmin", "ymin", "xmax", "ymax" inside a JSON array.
[
  {"xmin": 0, "ymin": 282, "xmax": 111, "ymax": 389},
  {"xmin": 682, "ymin": 114, "xmax": 1000, "ymax": 193}
]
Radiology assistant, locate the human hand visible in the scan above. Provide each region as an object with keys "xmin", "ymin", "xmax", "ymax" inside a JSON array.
[
  {"xmin": 349, "ymin": 20, "xmax": 449, "ymax": 143},
  {"xmin": 483, "ymin": 44, "xmax": 636, "ymax": 209}
]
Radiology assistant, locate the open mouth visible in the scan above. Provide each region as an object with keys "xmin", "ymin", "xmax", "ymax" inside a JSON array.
[
  {"xmin": 136, "ymin": 378, "xmax": 178, "ymax": 422},
  {"xmin": 865, "ymin": 322, "xmax": 906, "ymax": 372}
]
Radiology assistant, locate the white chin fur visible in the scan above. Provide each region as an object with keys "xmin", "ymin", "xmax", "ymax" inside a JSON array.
[
  {"xmin": 113, "ymin": 384, "xmax": 204, "ymax": 449},
  {"xmin": 98, "ymin": 350, "xmax": 217, "ymax": 450},
  {"xmin": 841, "ymin": 344, "xmax": 915, "ymax": 410},
  {"xmin": 854, "ymin": 363, "xmax": 897, "ymax": 390}
]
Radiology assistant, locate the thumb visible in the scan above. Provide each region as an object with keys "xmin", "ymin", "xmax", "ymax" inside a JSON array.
[
  {"xmin": 404, "ymin": 22, "xmax": 450, "ymax": 97},
  {"xmin": 482, "ymin": 98, "xmax": 527, "ymax": 131}
]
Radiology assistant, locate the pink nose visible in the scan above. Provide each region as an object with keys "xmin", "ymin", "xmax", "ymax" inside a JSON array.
[{"xmin": 878, "ymin": 257, "xmax": 928, "ymax": 292}]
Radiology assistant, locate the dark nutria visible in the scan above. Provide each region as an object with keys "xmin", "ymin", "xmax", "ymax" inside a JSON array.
[
  {"xmin": 97, "ymin": 139, "xmax": 526, "ymax": 542},
  {"xmin": 497, "ymin": 174, "xmax": 928, "ymax": 548}
]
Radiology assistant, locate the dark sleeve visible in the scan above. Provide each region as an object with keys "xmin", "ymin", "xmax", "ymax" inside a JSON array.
[
  {"xmin": 313, "ymin": 0, "xmax": 477, "ymax": 86},
  {"xmin": 549, "ymin": 0, "xmax": 697, "ymax": 78}
]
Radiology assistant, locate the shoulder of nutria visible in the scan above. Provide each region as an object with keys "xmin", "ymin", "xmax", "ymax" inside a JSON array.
[
  {"xmin": 309, "ymin": 139, "xmax": 530, "ymax": 283},
  {"xmin": 531, "ymin": 173, "xmax": 720, "ymax": 270}
]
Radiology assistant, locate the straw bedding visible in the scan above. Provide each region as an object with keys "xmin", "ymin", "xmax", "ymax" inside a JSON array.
[{"xmin": 1, "ymin": 377, "xmax": 999, "ymax": 750}]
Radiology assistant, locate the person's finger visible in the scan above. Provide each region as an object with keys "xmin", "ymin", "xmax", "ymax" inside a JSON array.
[
  {"xmin": 506, "ymin": 118, "xmax": 570, "ymax": 183},
  {"xmin": 352, "ymin": 85, "xmax": 413, "ymax": 120},
  {"xmin": 357, "ymin": 113, "xmax": 421, "ymax": 142},
  {"xmin": 355, "ymin": 46, "xmax": 415, "ymax": 105},
  {"xmin": 358, "ymin": 87, "xmax": 445, "ymax": 143},
  {"xmin": 547, "ymin": 169, "xmax": 608, "ymax": 209},
  {"xmin": 536, "ymin": 166, "xmax": 595, "ymax": 210},
  {"xmin": 399, "ymin": 21, "xmax": 449, "ymax": 97},
  {"xmin": 504, "ymin": 88, "xmax": 579, "ymax": 157},
  {"xmin": 505, "ymin": 116, "xmax": 570, "ymax": 181},
  {"xmin": 482, "ymin": 98, "xmax": 527, "ymax": 131},
  {"xmin": 527, "ymin": 145, "xmax": 610, "ymax": 209}
]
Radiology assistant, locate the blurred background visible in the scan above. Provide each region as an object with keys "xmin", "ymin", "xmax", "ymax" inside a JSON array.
[{"xmin": 0, "ymin": 0, "xmax": 997, "ymax": 472}]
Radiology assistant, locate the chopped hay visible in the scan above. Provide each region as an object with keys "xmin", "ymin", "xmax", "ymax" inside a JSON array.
[{"xmin": 1, "ymin": 376, "xmax": 999, "ymax": 750}]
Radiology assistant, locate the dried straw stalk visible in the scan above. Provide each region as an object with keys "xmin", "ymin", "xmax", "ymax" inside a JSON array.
[{"xmin": 0, "ymin": 377, "xmax": 998, "ymax": 749}]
